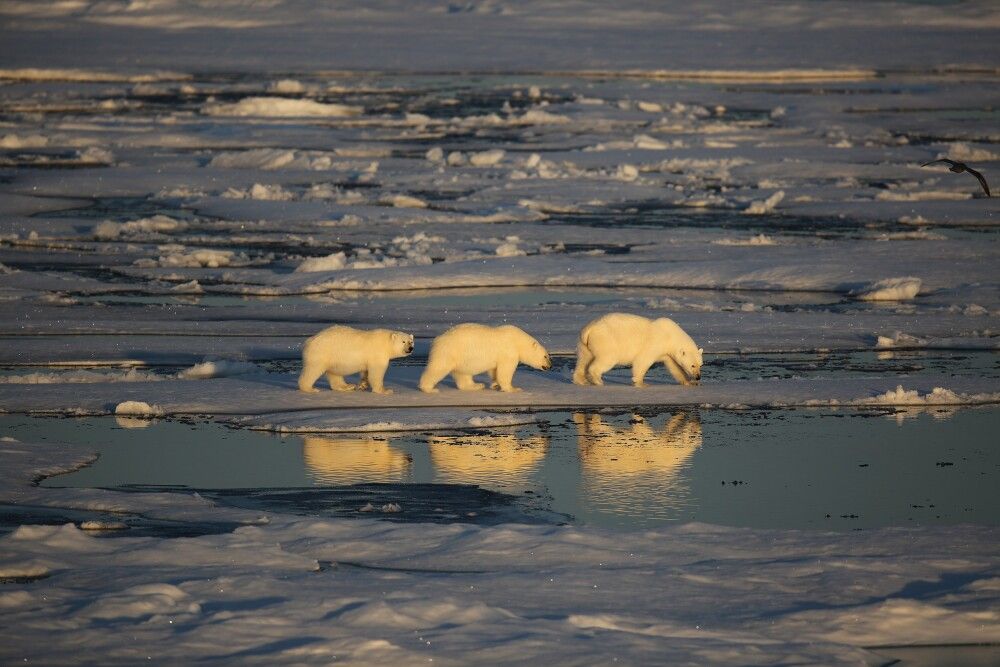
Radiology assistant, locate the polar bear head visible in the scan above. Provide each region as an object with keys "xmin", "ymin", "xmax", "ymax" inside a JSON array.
[
  {"xmin": 389, "ymin": 331, "xmax": 415, "ymax": 357},
  {"xmin": 517, "ymin": 331, "xmax": 552, "ymax": 370},
  {"xmin": 655, "ymin": 318, "xmax": 703, "ymax": 383},
  {"xmin": 674, "ymin": 344, "xmax": 703, "ymax": 383}
]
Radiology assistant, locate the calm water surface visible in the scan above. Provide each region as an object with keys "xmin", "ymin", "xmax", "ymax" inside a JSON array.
[{"xmin": 6, "ymin": 407, "xmax": 997, "ymax": 531}]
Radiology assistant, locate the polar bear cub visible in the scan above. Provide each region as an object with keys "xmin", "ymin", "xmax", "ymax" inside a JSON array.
[
  {"xmin": 573, "ymin": 313, "xmax": 702, "ymax": 387},
  {"xmin": 299, "ymin": 326, "xmax": 413, "ymax": 394},
  {"xmin": 419, "ymin": 323, "xmax": 551, "ymax": 393}
]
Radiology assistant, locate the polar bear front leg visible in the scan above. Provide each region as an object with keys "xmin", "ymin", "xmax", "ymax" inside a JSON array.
[
  {"xmin": 325, "ymin": 372, "xmax": 357, "ymax": 392},
  {"xmin": 488, "ymin": 368, "xmax": 500, "ymax": 390},
  {"xmin": 631, "ymin": 354, "xmax": 658, "ymax": 388},
  {"xmin": 365, "ymin": 361, "xmax": 393, "ymax": 394},
  {"xmin": 452, "ymin": 373, "xmax": 485, "ymax": 391},
  {"xmin": 494, "ymin": 359, "xmax": 522, "ymax": 392},
  {"xmin": 357, "ymin": 369, "xmax": 370, "ymax": 392},
  {"xmin": 662, "ymin": 356, "xmax": 692, "ymax": 386}
]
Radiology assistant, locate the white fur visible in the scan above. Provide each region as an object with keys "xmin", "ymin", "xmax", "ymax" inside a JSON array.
[
  {"xmin": 573, "ymin": 313, "xmax": 703, "ymax": 387},
  {"xmin": 299, "ymin": 326, "xmax": 413, "ymax": 394},
  {"xmin": 419, "ymin": 323, "xmax": 551, "ymax": 393}
]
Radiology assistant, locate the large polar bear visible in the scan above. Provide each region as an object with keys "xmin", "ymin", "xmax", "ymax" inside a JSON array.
[
  {"xmin": 419, "ymin": 323, "xmax": 551, "ymax": 393},
  {"xmin": 573, "ymin": 313, "xmax": 702, "ymax": 387},
  {"xmin": 299, "ymin": 326, "xmax": 413, "ymax": 394}
]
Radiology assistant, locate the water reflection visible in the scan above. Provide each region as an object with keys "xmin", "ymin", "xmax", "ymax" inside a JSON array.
[
  {"xmin": 574, "ymin": 412, "xmax": 702, "ymax": 520},
  {"xmin": 302, "ymin": 436, "xmax": 411, "ymax": 485},
  {"xmin": 428, "ymin": 432, "xmax": 549, "ymax": 487}
]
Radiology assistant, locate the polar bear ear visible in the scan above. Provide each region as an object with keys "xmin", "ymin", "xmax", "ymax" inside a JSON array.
[{"xmin": 698, "ymin": 348, "xmax": 704, "ymax": 354}]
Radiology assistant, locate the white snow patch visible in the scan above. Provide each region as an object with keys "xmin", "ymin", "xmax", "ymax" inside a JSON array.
[
  {"xmin": 0, "ymin": 68, "xmax": 189, "ymax": 83},
  {"xmin": 0, "ymin": 369, "xmax": 163, "ymax": 384}
]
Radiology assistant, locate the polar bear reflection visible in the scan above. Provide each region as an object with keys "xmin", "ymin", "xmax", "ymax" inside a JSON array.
[
  {"xmin": 574, "ymin": 412, "xmax": 702, "ymax": 519},
  {"xmin": 302, "ymin": 436, "xmax": 411, "ymax": 485},
  {"xmin": 428, "ymin": 432, "xmax": 549, "ymax": 488}
]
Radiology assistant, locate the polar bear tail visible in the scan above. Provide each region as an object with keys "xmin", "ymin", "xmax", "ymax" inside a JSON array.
[{"xmin": 573, "ymin": 324, "xmax": 595, "ymax": 385}]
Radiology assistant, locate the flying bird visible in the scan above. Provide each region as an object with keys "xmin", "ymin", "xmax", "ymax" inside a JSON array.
[{"xmin": 920, "ymin": 158, "xmax": 991, "ymax": 197}]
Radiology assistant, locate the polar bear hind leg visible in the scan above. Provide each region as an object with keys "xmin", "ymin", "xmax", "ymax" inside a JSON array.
[
  {"xmin": 298, "ymin": 363, "xmax": 325, "ymax": 393},
  {"xmin": 325, "ymin": 371, "xmax": 356, "ymax": 392},
  {"xmin": 451, "ymin": 372, "xmax": 485, "ymax": 391},
  {"xmin": 663, "ymin": 356, "xmax": 691, "ymax": 386},
  {"xmin": 418, "ymin": 357, "xmax": 450, "ymax": 393},
  {"xmin": 488, "ymin": 368, "xmax": 499, "ymax": 390},
  {"xmin": 573, "ymin": 341, "xmax": 594, "ymax": 385},
  {"xmin": 357, "ymin": 369, "xmax": 370, "ymax": 392},
  {"xmin": 586, "ymin": 354, "xmax": 616, "ymax": 386}
]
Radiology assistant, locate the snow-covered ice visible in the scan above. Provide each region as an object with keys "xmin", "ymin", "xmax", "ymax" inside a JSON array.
[{"xmin": 1, "ymin": 0, "xmax": 999, "ymax": 664}]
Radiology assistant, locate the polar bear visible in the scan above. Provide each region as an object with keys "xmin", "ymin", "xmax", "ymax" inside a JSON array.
[
  {"xmin": 298, "ymin": 326, "xmax": 413, "ymax": 394},
  {"xmin": 573, "ymin": 313, "xmax": 702, "ymax": 387},
  {"xmin": 419, "ymin": 323, "xmax": 551, "ymax": 393}
]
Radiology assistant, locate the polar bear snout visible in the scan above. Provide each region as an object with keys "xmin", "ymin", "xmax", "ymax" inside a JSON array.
[
  {"xmin": 404, "ymin": 341, "xmax": 414, "ymax": 354},
  {"xmin": 541, "ymin": 354, "xmax": 552, "ymax": 370}
]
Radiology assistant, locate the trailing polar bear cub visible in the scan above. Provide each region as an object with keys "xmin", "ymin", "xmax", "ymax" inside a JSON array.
[
  {"xmin": 299, "ymin": 326, "xmax": 413, "ymax": 394},
  {"xmin": 573, "ymin": 313, "xmax": 702, "ymax": 387},
  {"xmin": 419, "ymin": 323, "xmax": 551, "ymax": 393}
]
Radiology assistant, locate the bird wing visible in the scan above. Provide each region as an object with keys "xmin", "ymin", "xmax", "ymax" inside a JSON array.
[
  {"xmin": 920, "ymin": 158, "xmax": 957, "ymax": 168},
  {"xmin": 965, "ymin": 166, "xmax": 991, "ymax": 197}
]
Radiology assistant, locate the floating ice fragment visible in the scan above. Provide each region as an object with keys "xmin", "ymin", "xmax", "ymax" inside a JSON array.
[
  {"xmin": 295, "ymin": 252, "xmax": 347, "ymax": 273},
  {"xmin": 80, "ymin": 521, "xmax": 128, "ymax": 531},
  {"xmin": 268, "ymin": 79, "xmax": 305, "ymax": 94},
  {"xmin": 177, "ymin": 360, "xmax": 259, "ymax": 380},
  {"xmin": 854, "ymin": 385, "xmax": 993, "ymax": 406},
  {"xmin": 852, "ymin": 277, "xmax": 921, "ymax": 302},
  {"xmin": 712, "ymin": 234, "xmax": 777, "ymax": 246},
  {"xmin": 936, "ymin": 142, "xmax": 998, "ymax": 163},
  {"xmin": 469, "ymin": 149, "xmax": 505, "ymax": 167},
  {"xmin": 204, "ymin": 97, "xmax": 363, "ymax": 117},
  {"xmin": 171, "ymin": 280, "xmax": 203, "ymax": 294},
  {"xmin": 382, "ymin": 194, "xmax": 428, "ymax": 209},
  {"xmin": 114, "ymin": 401, "xmax": 164, "ymax": 417},
  {"xmin": 0, "ymin": 134, "xmax": 48, "ymax": 148},
  {"xmin": 744, "ymin": 191, "xmax": 784, "ymax": 215}
]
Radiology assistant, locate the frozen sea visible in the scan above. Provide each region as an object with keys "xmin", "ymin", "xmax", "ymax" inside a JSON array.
[{"xmin": 1, "ymin": 1, "xmax": 999, "ymax": 665}]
